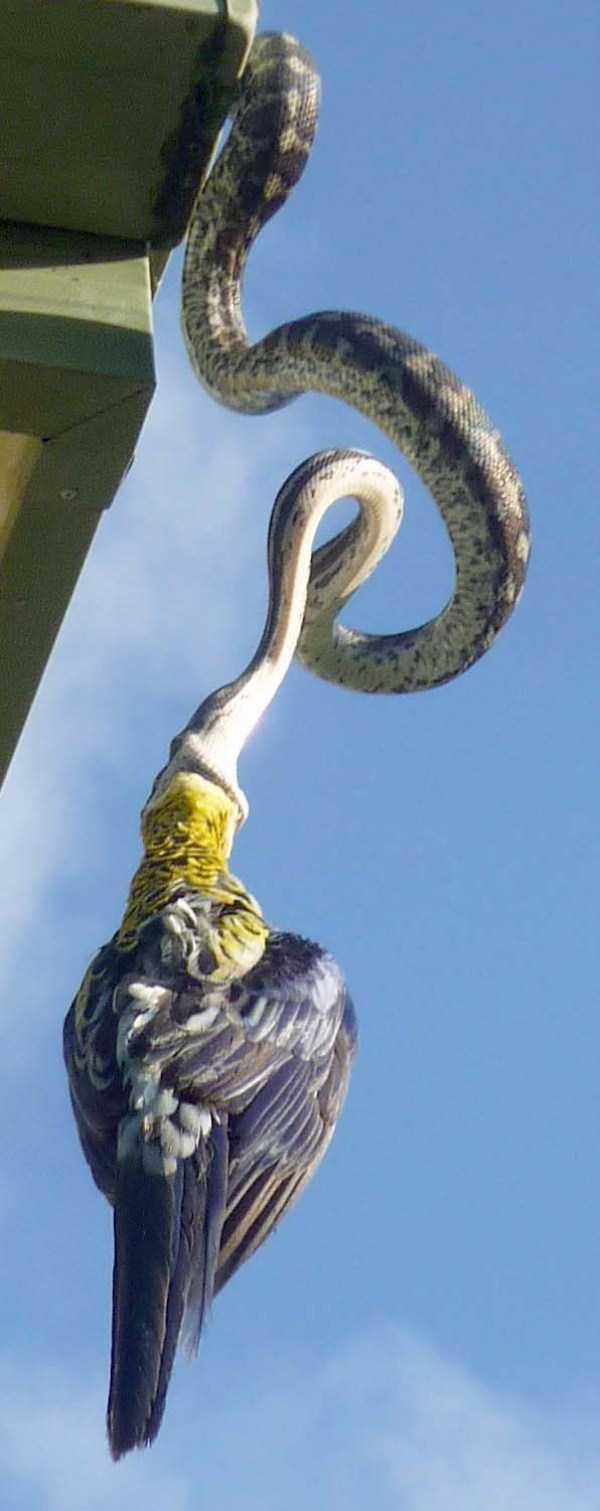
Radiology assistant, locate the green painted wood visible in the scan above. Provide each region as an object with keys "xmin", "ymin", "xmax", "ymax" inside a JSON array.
[
  {"xmin": 0, "ymin": 1, "xmax": 258, "ymax": 784},
  {"xmin": 0, "ymin": 0, "xmax": 257, "ymax": 246},
  {"xmin": 0, "ymin": 1, "xmax": 258, "ymax": 785},
  {"xmin": 0, "ymin": 226, "xmax": 155, "ymax": 434},
  {"xmin": 0, "ymin": 226, "xmax": 156, "ymax": 785}
]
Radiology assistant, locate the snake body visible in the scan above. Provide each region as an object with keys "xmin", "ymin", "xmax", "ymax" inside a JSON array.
[{"xmin": 182, "ymin": 32, "xmax": 529, "ymax": 694}]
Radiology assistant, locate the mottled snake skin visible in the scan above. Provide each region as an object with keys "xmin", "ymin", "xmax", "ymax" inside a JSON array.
[{"xmin": 182, "ymin": 32, "xmax": 530, "ymax": 693}]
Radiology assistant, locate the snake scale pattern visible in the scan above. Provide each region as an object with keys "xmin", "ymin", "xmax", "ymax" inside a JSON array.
[{"xmin": 182, "ymin": 31, "xmax": 530, "ymax": 694}]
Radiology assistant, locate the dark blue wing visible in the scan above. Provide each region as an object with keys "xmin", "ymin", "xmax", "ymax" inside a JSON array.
[
  {"xmin": 63, "ymin": 943, "xmax": 126, "ymax": 1204},
  {"xmin": 64, "ymin": 924, "xmax": 357, "ymax": 1365},
  {"xmin": 212, "ymin": 931, "xmax": 357, "ymax": 1291}
]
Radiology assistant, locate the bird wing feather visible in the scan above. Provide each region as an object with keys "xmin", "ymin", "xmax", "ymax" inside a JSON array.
[
  {"xmin": 63, "ymin": 920, "xmax": 356, "ymax": 1456},
  {"xmin": 214, "ymin": 987, "xmax": 357, "ymax": 1291}
]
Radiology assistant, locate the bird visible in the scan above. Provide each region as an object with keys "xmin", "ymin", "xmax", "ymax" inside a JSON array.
[{"xmin": 63, "ymin": 449, "xmax": 404, "ymax": 1459}]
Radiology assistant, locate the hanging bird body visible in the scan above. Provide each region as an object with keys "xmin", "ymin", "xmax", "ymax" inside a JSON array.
[{"xmin": 65, "ymin": 770, "xmax": 356, "ymax": 1458}]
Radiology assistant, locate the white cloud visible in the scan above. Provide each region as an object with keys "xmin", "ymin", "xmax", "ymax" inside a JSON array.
[
  {"xmin": 321, "ymin": 1332, "xmax": 600, "ymax": 1511},
  {"xmin": 0, "ymin": 1361, "xmax": 191, "ymax": 1511},
  {"xmin": 2, "ymin": 1331, "xmax": 598, "ymax": 1511}
]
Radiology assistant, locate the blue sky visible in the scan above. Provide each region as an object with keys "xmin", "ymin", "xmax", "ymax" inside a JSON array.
[{"xmin": 1, "ymin": 0, "xmax": 597, "ymax": 1505}]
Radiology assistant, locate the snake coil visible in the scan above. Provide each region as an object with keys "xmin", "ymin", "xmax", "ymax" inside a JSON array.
[{"xmin": 182, "ymin": 32, "xmax": 529, "ymax": 694}]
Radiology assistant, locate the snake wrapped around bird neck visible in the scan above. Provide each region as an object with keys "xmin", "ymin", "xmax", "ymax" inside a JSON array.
[{"xmin": 181, "ymin": 31, "xmax": 530, "ymax": 695}]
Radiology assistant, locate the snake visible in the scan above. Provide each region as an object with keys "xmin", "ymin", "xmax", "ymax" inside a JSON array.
[{"xmin": 181, "ymin": 31, "xmax": 530, "ymax": 696}]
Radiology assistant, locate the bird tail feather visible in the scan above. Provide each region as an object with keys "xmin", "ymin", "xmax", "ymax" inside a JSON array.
[{"xmin": 107, "ymin": 1114, "xmax": 226, "ymax": 1459}]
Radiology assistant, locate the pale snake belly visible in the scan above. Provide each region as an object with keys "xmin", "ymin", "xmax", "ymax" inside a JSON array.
[{"xmin": 181, "ymin": 31, "xmax": 530, "ymax": 694}]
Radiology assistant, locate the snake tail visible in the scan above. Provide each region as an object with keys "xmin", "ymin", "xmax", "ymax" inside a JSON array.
[{"xmin": 107, "ymin": 1117, "xmax": 227, "ymax": 1458}]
